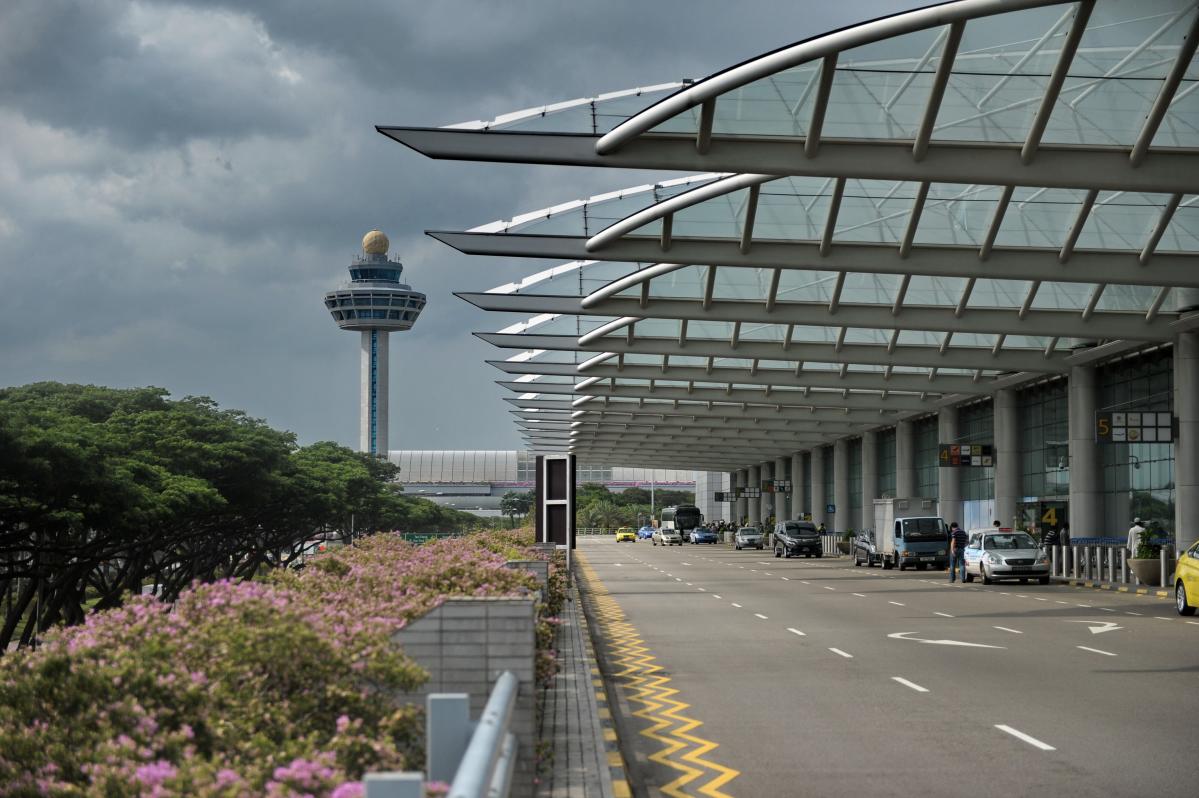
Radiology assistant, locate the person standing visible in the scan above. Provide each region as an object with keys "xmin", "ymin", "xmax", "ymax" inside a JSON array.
[
  {"xmin": 948, "ymin": 522, "xmax": 968, "ymax": 583},
  {"xmin": 1127, "ymin": 517, "xmax": 1146, "ymax": 560}
]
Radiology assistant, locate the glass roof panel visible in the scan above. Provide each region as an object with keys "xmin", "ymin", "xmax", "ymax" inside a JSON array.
[
  {"xmin": 775, "ymin": 269, "xmax": 836, "ymax": 302},
  {"xmin": 995, "ymin": 187, "xmax": 1089, "ymax": 247},
  {"xmin": 713, "ymin": 266, "xmax": 780, "ymax": 301},
  {"xmin": 646, "ymin": 266, "xmax": 706, "ymax": 299},
  {"xmin": 1163, "ymin": 203, "xmax": 1199, "ymax": 252},
  {"xmin": 740, "ymin": 323, "xmax": 787, "ymax": 342},
  {"xmin": 970, "ymin": 278, "xmax": 1036, "ymax": 308}
]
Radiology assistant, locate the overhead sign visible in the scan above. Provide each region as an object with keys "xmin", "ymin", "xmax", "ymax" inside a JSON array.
[
  {"xmin": 939, "ymin": 443, "xmax": 994, "ymax": 467},
  {"xmin": 740, "ymin": 486, "xmax": 762, "ymax": 499},
  {"xmin": 714, "ymin": 491, "xmax": 733, "ymax": 502},
  {"xmin": 760, "ymin": 479, "xmax": 792, "ymax": 493},
  {"xmin": 1095, "ymin": 411, "xmax": 1175, "ymax": 443}
]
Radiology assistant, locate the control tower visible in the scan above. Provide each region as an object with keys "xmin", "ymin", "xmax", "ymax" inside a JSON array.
[{"xmin": 324, "ymin": 230, "xmax": 426, "ymax": 456}]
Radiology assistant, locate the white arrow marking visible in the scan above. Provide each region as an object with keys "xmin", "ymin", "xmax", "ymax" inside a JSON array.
[
  {"xmin": 888, "ymin": 632, "xmax": 1005, "ymax": 649},
  {"xmin": 1067, "ymin": 620, "xmax": 1123, "ymax": 635}
]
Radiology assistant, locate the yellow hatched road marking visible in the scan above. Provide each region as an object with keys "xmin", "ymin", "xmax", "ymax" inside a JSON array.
[{"xmin": 578, "ymin": 553, "xmax": 740, "ymax": 798}]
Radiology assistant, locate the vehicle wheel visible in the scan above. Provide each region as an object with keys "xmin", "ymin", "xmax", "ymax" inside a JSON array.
[
  {"xmin": 897, "ymin": 559, "xmax": 904, "ymax": 571},
  {"xmin": 882, "ymin": 556, "xmax": 892, "ymax": 570},
  {"xmin": 735, "ymin": 544, "xmax": 741, "ymax": 550},
  {"xmin": 1038, "ymin": 576, "xmax": 1050, "ymax": 585},
  {"xmin": 964, "ymin": 570, "xmax": 974, "ymax": 583},
  {"xmin": 917, "ymin": 563, "xmax": 927, "ymax": 571},
  {"xmin": 1177, "ymin": 581, "xmax": 1197, "ymax": 616},
  {"xmin": 981, "ymin": 565, "xmax": 993, "ymax": 585},
  {"xmin": 758, "ymin": 545, "xmax": 764, "ymax": 550},
  {"xmin": 775, "ymin": 547, "xmax": 782, "ymax": 558},
  {"xmin": 854, "ymin": 552, "xmax": 862, "ymax": 566},
  {"xmin": 1019, "ymin": 578, "xmax": 1028, "ymax": 584},
  {"xmin": 815, "ymin": 552, "xmax": 822, "ymax": 558}
]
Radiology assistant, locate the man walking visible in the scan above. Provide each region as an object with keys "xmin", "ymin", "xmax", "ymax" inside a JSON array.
[
  {"xmin": 1127, "ymin": 517, "xmax": 1146, "ymax": 560},
  {"xmin": 948, "ymin": 522, "xmax": 968, "ymax": 583}
]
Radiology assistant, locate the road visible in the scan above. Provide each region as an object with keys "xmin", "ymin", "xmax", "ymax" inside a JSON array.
[{"xmin": 577, "ymin": 537, "xmax": 1198, "ymax": 798}]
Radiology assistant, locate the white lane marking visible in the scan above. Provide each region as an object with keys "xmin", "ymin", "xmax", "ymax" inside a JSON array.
[
  {"xmin": 681, "ymin": 562, "xmax": 691, "ymax": 566},
  {"xmin": 1076, "ymin": 604, "xmax": 1092, "ymax": 608},
  {"xmin": 764, "ymin": 572, "xmax": 773, "ymax": 576},
  {"xmin": 1126, "ymin": 611, "xmax": 1143, "ymax": 616},
  {"xmin": 993, "ymin": 626, "xmax": 1023, "ymax": 634},
  {"xmin": 1188, "ymin": 621, "xmax": 1199, "ymax": 626},
  {"xmin": 889, "ymin": 601, "xmax": 906, "ymax": 607},
  {"xmin": 853, "ymin": 593, "xmax": 867, "ymax": 597},
  {"xmin": 666, "ymin": 573, "xmax": 673, "ymax": 577},
  {"xmin": 1099, "ymin": 607, "xmax": 1116, "ymax": 612},
  {"xmin": 674, "ymin": 578, "xmax": 682, "ymax": 582},
  {"xmin": 1067, "ymin": 620, "xmax": 1123, "ymax": 634},
  {"xmin": 1154, "ymin": 616, "xmax": 1172, "ymax": 621},
  {"xmin": 787, "ymin": 627, "xmax": 806, "ymax": 637},
  {"xmin": 614, "ymin": 563, "xmax": 622, "ymax": 567},
  {"xmin": 697, "ymin": 587, "xmax": 706, "ymax": 591},
  {"xmin": 1000, "ymin": 592, "xmax": 1011, "ymax": 596},
  {"xmin": 780, "ymin": 576, "xmax": 790, "ymax": 581},
  {"xmin": 995, "ymin": 725, "xmax": 1056, "ymax": 751},
  {"xmin": 713, "ymin": 594, "xmax": 722, "ymax": 599},
  {"xmin": 828, "ymin": 648, "xmax": 854, "ymax": 659},
  {"xmin": 732, "ymin": 603, "xmax": 743, "ymax": 608},
  {"xmin": 892, "ymin": 676, "xmax": 929, "ymax": 693},
  {"xmin": 754, "ymin": 613, "xmax": 769, "ymax": 620},
  {"xmin": 889, "ymin": 632, "xmax": 1004, "ymax": 649},
  {"xmin": 801, "ymin": 581, "xmax": 811, "ymax": 585},
  {"xmin": 934, "ymin": 612, "xmax": 955, "ymax": 618},
  {"xmin": 824, "ymin": 586, "xmax": 836, "ymax": 591},
  {"xmin": 1015, "ymin": 594, "xmax": 1029, "ymax": 598},
  {"xmin": 750, "ymin": 569, "xmax": 758, "ymax": 572},
  {"xmin": 685, "ymin": 582, "xmax": 693, "ymax": 586},
  {"xmin": 1055, "ymin": 600, "xmax": 1069, "ymax": 604},
  {"xmin": 1077, "ymin": 645, "xmax": 1117, "ymax": 656}
]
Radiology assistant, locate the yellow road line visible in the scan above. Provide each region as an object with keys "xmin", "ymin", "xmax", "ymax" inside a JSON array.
[{"xmin": 578, "ymin": 553, "xmax": 740, "ymax": 798}]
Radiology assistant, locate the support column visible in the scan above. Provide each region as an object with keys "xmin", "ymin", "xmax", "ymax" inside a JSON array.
[
  {"xmin": 774, "ymin": 457, "xmax": 788, "ymax": 521},
  {"xmin": 734, "ymin": 470, "xmax": 748, "ymax": 525},
  {"xmin": 748, "ymin": 465, "xmax": 760, "ymax": 525},
  {"xmin": 995, "ymin": 389, "xmax": 1020, "ymax": 530},
  {"xmin": 759, "ymin": 461, "xmax": 773, "ymax": 526},
  {"xmin": 1069, "ymin": 366, "xmax": 1101, "ymax": 537},
  {"xmin": 862, "ymin": 430, "xmax": 878, "ymax": 533},
  {"xmin": 726, "ymin": 471, "xmax": 738, "ymax": 526},
  {"xmin": 360, "ymin": 329, "xmax": 390, "ymax": 456},
  {"xmin": 938, "ymin": 407, "xmax": 962, "ymax": 528},
  {"xmin": 791, "ymin": 451, "xmax": 804, "ymax": 519},
  {"xmin": 1176, "ymin": 333, "xmax": 1199, "ymax": 553},
  {"xmin": 811, "ymin": 448, "xmax": 826, "ymax": 527},
  {"xmin": 834, "ymin": 438, "xmax": 850, "ymax": 534},
  {"xmin": 896, "ymin": 420, "xmax": 916, "ymax": 497}
]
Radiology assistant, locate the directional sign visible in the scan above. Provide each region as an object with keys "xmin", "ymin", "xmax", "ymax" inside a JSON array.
[
  {"xmin": 1067, "ymin": 620, "xmax": 1123, "ymax": 635},
  {"xmin": 888, "ymin": 632, "xmax": 1006, "ymax": 649}
]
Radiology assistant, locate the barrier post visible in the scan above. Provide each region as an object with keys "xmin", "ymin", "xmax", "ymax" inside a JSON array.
[
  {"xmin": 1107, "ymin": 547, "xmax": 1115, "ymax": 583},
  {"xmin": 1051, "ymin": 546, "xmax": 1058, "ymax": 577}
]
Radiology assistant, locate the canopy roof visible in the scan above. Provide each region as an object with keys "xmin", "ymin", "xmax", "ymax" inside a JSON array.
[{"xmin": 383, "ymin": 0, "xmax": 1199, "ymax": 472}]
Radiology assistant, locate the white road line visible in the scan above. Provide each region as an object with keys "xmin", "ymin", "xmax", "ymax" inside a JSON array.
[
  {"xmin": 853, "ymin": 593, "xmax": 867, "ymax": 597},
  {"xmin": 675, "ymin": 578, "xmax": 682, "ymax": 582},
  {"xmin": 750, "ymin": 569, "xmax": 758, "ymax": 572},
  {"xmin": 824, "ymin": 586, "xmax": 836, "ymax": 591},
  {"xmin": 1099, "ymin": 608, "xmax": 1116, "ymax": 612},
  {"xmin": 889, "ymin": 601, "xmax": 906, "ymax": 606},
  {"xmin": 1077, "ymin": 645, "xmax": 1117, "ymax": 656},
  {"xmin": 995, "ymin": 725, "xmax": 1056, "ymax": 751},
  {"xmin": 1015, "ymin": 594, "xmax": 1028, "ymax": 598},
  {"xmin": 1126, "ymin": 611, "xmax": 1143, "ymax": 616},
  {"xmin": 685, "ymin": 582, "xmax": 693, "ymax": 586},
  {"xmin": 1076, "ymin": 604, "xmax": 1092, "ymax": 608},
  {"xmin": 764, "ymin": 572, "xmax": 773, "ymax": 576},
  {"xmin": 1188, "ymin": 621, "xmax": 1199, "ymax": 626},
  {"xmin": 801, "ymin": 581, "xmax": 811, "ymax": 585},
  {"xmin": 713, "ymin": 595, "xmax": 722, "ymax": 599},
  {"xmin": 892, "ymin": 676, "xmax": 929, "ymax": 693},
  {"xmin": 993, "ymin": 626, "xmax": 1023, "ymax": 634},
  {"xmin": 780, "ymin": 576, "xmax": 790, "ymax": 581},
  {"xmin": 732, "ymin": 603, "xmax": 742, "ymax": 608},
  {"xmin": 754, "ymin": 613, "xmax": 769, "ymax": 620},
  {"xmin": 1055, "ymin": 600, "xmax": 1069, "ymax": 604},
  {"xmin": 1154, "ymin": 616, "xmax": 1172, "ymax": 621},
  {"xmin": 934, "ymin": 612, "xmax": 954, "ymax": 618},
  {"xmin": 829, "ymin": 648, "xmax": 853, "ymax": 659},
  {"xmin": 787, "ymin": 627, "xmax": 806, "ymax": 637}
]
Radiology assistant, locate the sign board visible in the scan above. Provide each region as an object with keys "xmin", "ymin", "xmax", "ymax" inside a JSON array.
[
  {"xmin": 740, "ymin": 486, "xmax": 762, "ymax": 499},
  {"xmin": 714, "ymin": 491, "xmax": 733, "ymax": 502},
  {"xmin": 760, "ymin": 479, "xmax": 793, "ymax": 493},
  {"xmin": 1095, "ymin": 411, "xmax": 1175, "ymax": 443},
  {"xmin": 826, "ymin": 503, "xmax": 836, "ymax": 514},
  {"xmin": 938, "ymin": 443, "xmax": 994, "ymax": 467}
]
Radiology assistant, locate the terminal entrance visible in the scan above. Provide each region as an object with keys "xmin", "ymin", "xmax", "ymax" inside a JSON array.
[{"xmin": 1019, "ymin": 500, "xmax": 1068, "ymax": 540}]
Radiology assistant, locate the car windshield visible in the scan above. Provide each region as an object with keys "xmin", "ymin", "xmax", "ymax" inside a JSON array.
[
  {"xmin": 900, "ymin": 518, "xmax": 947, "ymax": 541},
  {"xmin": 739, "ymin": 528, "xmax": 758, "ymax": 534},
  {"xmin": 985, "ymin": 533, "xmax": 1037, "ymax": 550},
  {"xmin": 785, "ymin": 523, "xmax": 817, "ymax": 536}
]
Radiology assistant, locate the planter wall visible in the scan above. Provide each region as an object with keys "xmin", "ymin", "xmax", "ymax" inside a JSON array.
[{"xmin": 1127, "ymin": 558, "xmax": 1174, "ymax": 587}]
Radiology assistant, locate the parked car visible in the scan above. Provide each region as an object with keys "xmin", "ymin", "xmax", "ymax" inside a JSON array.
[
  {"xmin": 653, "ymin": 528, "xmax": 683, "ymax": 546},
  {"xmin": 690, "ymin": 527, "xmax": 718, "ymax": 544},
  {"xmin": 774, "ymin": 520, "xmax": 822, "ymax": 558},
  {"xmin": 853, "ymin": 530, "xmax": 880, "ymax": 567},
  {"xmin": 1175, "ymin": 539, "xmax": 1199, "ymax": 615},
  {"xmin": 963, "ymin": 531, "xmax": 1050, "ymax": 584},
  {"xmin": 637, "ymin": 525, "xmax": 655, "ymax": 540},
  {"xmin": 735, "ymin": 526, "xmax": 764, "ymax": 550},
  {"xmin": 614, "ymin": 527, "xmax": 636, "ymax": 543}
]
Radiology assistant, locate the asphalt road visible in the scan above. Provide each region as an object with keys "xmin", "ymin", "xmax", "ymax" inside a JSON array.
[{"xmin": 579, "ymin": 537, "xmax": 1199, "ymax": 798}]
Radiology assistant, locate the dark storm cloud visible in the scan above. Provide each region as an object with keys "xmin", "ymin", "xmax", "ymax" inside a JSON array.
[{"xmin": 0, "ymin": 0, "xmax": 922, "ymax": 450}]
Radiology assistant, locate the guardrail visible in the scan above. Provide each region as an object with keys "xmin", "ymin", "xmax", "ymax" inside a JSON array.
[
  {"xmin": 365, "ymin": 671, "xmax": 519, "ymax": 798},
  {"xmin": 1047, "ymin": 543, "xmax": 1175, "ymax": 587}
]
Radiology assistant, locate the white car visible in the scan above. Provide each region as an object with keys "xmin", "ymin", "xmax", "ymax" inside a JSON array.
[
  {"xmin": 963, "ymin": 531, "xmax": 1050, "ymax": 584},
  {"xmin": 653, "ymin": 528, "xmax": 683, "ymax": 546}
]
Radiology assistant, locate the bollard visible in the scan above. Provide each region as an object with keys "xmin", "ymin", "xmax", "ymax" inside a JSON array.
[
  {"xmin": 1051, "ymin": 546, "xmax": 1058, "ymax": 578},
  {"xmin": 1071, "ymin": 545, "xmax": 1079, "ymax": 579},
  {"xmin": 1107, "ymin": 547, "xmax": 1115, "ymax": 583},
  {"xmin": 1120, "ymin": 549, "xmax": 1128, "ymax": 584},
  {"xmin": 427, "ymin": 694, "xmax": 471, "ymax": 784},
  {"xmin": 365, "ymin": 773, "xmax": 424, "ymax": 798},
  {"xmin": 1160, "ymin": 547, "xmax": 1169, "ymax": 589}
]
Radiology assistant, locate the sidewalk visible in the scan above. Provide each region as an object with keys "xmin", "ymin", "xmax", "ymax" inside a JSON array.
[
  {"xmin": 535, "ymin": 585, "xmax": 627, "ymax": 798},
  {"xmin": 1052, "ymin": 575, "xmax": 1173, "ymax": 599}
]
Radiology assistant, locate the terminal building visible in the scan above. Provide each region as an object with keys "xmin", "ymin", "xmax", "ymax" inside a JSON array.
[
  {"xmin": 390, "ymin": 450, "xmax": 694, "ymax": 516},
  {"xmin": 382, "ymin": 0, "xmax": 1199, "ymax": 551}
]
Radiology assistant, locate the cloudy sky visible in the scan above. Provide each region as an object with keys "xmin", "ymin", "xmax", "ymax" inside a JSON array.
[{"xmin": 1, "ymin": 0, "xmax": 924, "ymax": 451}]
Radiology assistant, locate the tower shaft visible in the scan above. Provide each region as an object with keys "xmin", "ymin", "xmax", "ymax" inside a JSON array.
[{"xmin": 360, "ymin": 329, "xmax": 390, "ymax": 455}]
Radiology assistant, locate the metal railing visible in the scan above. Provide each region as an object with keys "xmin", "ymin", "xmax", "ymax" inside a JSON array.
[
  {"xmin": 1047, "ymin": 541, "xmax": 1175, "ymax": 587},
  {"xmin": 364, "ymin": 671, "xmax": 519, "ymax": 798}
]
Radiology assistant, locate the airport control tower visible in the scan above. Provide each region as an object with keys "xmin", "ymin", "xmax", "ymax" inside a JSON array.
[{"xmin": 324, "ymin": 230, "xmax": 426, "ymax": 456}]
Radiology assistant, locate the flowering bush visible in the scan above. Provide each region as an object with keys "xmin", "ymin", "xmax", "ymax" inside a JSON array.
[{"xmin": 0, "ymin": 530, "xmax": 560, "ymax": 797}]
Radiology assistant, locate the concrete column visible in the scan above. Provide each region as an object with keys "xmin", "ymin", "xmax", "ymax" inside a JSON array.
[
  {"xmin": 734, "ymin": 470, "xmax": 748, "ymax": 525},
  {"xmin": 994, "ymin": 389, "xmax": 1020, "ymax": 530},
  {"xmin": 811, "ymin": 447, "xmax": 826, "ymax": 526},
  {"xmin": 862, "ymin": 430, "xmax": 878, "ymax": 533},
  {"xmin": 1176, "ymin": 333, "xmax": 1199, "ymax": 553},
  {"xmin": 748, "ymin": 465, "xmax": 760, "ymax": 525},
  {"xmin": 1068, "ymin": 366, "xmax": 1101, "ymax": 537},
  {"xmin": 726, "ymin": 471, "xmax": 738, "ymax": 526},
  {"xmin": 774, "ymin": 457, "xmax": 788, "ymax": 521},
  {"xmin": 791, "ymin": 451, "xmax": 804, "ymax": 519},
  {"xmin": 360, "ymin": 329, "xmax": 390, "ymax": 456},
  {"xmin": 938, "ymin": 407, "xmax": 962, "ymax": 528},
  {"xmin": 759, "ymin": 461, "xmax": 773, "ymax": 525},
  {"xmin": 896, "ymin": 420, "xmax": 916, "ymax": 497},
  {"xmin": 834, "ymin": 438, "xmax": 850, "ymax": 534}
]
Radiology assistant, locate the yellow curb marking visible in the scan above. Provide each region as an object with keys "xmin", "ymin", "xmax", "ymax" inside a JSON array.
[{"xmin": 578, "ymin": 552, "xmax": 740, "ymax": 798}]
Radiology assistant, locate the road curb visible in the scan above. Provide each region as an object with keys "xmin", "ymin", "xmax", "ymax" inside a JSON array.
[
  {"xmin": 574, "ymin": 582, "xmax": 633, "ymax": 798},
  {"xmin": 1053, "ymin": 577, "xmax": 1171, "ymax": 599}
]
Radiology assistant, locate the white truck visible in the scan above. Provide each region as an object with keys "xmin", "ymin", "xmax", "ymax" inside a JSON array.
[{"xmin": 873, "ymin": 498, "xmax": 950, "ymax": 571}]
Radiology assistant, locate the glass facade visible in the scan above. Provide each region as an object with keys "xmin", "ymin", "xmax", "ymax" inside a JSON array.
[
  {"xmin": 914, "ymin": 416, "xmax": 939, "ymax": 499},
  {"xmin": 877, "ymin": 428, "xmax": 896, "ymax": 499},
  {"xmin": 1018, "ymin": 379, "xmax": 1070, "ymax": 499},
  {"xmin": 1098, "ymin": 348, "xmax": 1175, "ymax": 535},
  {"xmin": 958, "ymin": 400, "xmax": 995, "ymax": 501}
]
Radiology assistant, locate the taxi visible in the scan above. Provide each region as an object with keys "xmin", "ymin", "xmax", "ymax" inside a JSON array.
[
  {"xmin": 614, "ymin": 527, "xmax": 637, "ymax": 543},
  {"xmin": 1175, "ymin": 539, "xmax": 1199, "ymax": 615}
]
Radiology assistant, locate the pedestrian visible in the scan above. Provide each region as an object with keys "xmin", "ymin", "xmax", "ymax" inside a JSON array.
[
  {"xmin": 817, "ymin": 522, "xmax": 827, "ymax": 534},
  {"xmin": 948, "ymin": 522, "xmax": 968, "ymax": 583},
  {"xmin": 1127, "ymin": 517, "xmax": 1146, "ymax": 560},
  {"xmin": 1060, "ymin": 523, "xmax": 1070, "ymax": 547},
  {"xmin": 993, "ymin": 519, "xmax": 1001, "ymax": 531}
]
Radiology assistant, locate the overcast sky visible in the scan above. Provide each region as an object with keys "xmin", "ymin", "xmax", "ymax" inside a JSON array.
[{"xmin": 1, "ymin": 0, "xmax": 925, "ymax": 451}]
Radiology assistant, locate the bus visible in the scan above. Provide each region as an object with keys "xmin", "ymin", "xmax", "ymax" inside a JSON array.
[{"xmin": 660, "ymin": 505, "xmax": 703, "ymax": 539}]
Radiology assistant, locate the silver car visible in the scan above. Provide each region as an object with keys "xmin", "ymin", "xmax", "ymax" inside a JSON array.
[
  {"xmin": 735, "ymin": 526, "xmax": 763, "ymax": 550},
  {"xmin": 653, "ymin": 528, "xmax": 683, "ymax": 546},
  {"xmin": 963, "ymin": 531, "xmax": 1051, "ymax": 584}
]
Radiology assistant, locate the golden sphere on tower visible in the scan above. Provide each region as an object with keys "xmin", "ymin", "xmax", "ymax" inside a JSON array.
[{"xmin": 362, "ymin": 230, "xmax": 389, "ymax": 255}]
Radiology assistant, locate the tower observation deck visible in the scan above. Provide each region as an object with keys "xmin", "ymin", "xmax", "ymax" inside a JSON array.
[{"xmin": 324, "ymin": 230, "xmax": 426, "ymax": 455}]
